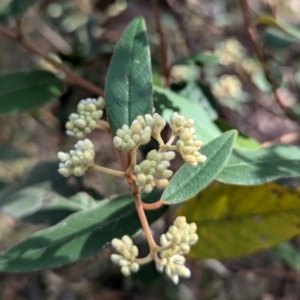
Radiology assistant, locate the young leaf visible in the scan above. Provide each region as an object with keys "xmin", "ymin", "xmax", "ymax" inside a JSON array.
[
  {"xmin": 0, "ymin": 185, "xmax": 86, "ymax": 225},
  {"xmin": 105, "ymin": 17, "xmax": 152, "ymax": 134},
  {"xmin": 177, "ymin": 182, "xmax": 300, "ymax": 260},
  {"xmin": 263, "ymin": 27, "xmax": 297, "ymax": 50},
  {"xmin": 0, "ymin": 70, "xmax": 64, "ymax": 113},
  {"xmin": 0, "ymin": 191, "xmax": 165, "ymax": 272},
  {"xmin": 162, "ymin": 130, "xmax": 236, "ymax": 204},
  {"xmin": 273, "ymin": 242, "xmax": 300, "ymax": 272},
  {"xmin": 216, "ymin": 145, "xmax": 300, "ymax": 185},
  {"xmin": 154, "ymin": 86, "xmax": 221, "ymax": 143}
]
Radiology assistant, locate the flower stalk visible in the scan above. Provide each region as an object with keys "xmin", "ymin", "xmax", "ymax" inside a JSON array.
[{"xmin": 57, "ymin": 100, "xmax": 205, "ymax": 284}]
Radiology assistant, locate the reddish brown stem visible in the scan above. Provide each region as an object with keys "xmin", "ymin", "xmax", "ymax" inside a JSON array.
[
  {"xmin": 130, "ymin": 176, "xmax": 157, "ymax": 253},
  {"xmin": 151, "ymin": 0, "xmax": 170, "ymax": 87},
  {"xmin": 142, "ymin": 199, "xmax": 164, "ymax": 210},
  {"xmin": 239, "ymin": 0, "xmax": 289, "ymax": 117},
  {"xmin": 0, "ymin": 25, "xmax": 104, "ymax": 96}
]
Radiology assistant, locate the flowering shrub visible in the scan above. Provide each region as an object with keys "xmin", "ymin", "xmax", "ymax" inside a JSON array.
[{"xmin": 1, "ymin": 9, "xmax": 300, "ymax": 293}]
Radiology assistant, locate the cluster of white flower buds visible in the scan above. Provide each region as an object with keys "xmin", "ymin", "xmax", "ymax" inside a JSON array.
[
  {"xmin": 134, "ymin": 149, "xmax": 175, "ymax": 193},
  {"xmin": 57, "ymin": 139, "xmax": 95, "ymax": 177},
  {"xmin": 113, "ymin": 121, "xmax": 152, "ymax": 151},
  {"xmin": 170, "ymin": 113, "xmax": 207, "ymax": 166},
  {"xmin": 156, "ymin": 216, "xmax": 198, "ymax": 284},
  {"xmin": 66, "ymin": 97, "xmax": 105, "ymax": 138},
  {"xmin": 110, "ymin": 235, "xmax": 140, "ymax": 276},
  {"xmin": 110, "ymin": 217, "xmax": 198, "ymax": 285},
  {"xmin": 113, "ymin": 113, "xmax": 166, "ymax": 151}
]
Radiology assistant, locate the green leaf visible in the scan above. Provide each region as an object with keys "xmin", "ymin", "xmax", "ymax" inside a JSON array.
[
  {"xmin": 273, "ymin": 242, "xmax": 300, "ymax": 272},
  {"xmin": 263, "ymin": 27, "xmax": 297, "ymax": 50},
  {"xmin": 251, "ymin": 71, "xmax": 272, "ymax": 93},
  {"xmin": 105, "ymin": 17, "xmax": 152, "ymax": 134},
  {"xmin": 162, "ymin": 130, "xmax": 236, "ymax": 204},
  {"xmin": 173, "ymin": 52, "xmax": 219, "ymax": 66},
  {"xmin": 0, "ymin": 185, "xmax": 86, "ymax": 225},
  {"xmin": 234, "ymin": 135, "xmax": 261, "ymax": 150},
  {"xmin": 177, "ymin": 182, "xmax": 300, "ymax": 260},
  {"xmin": 215, "ymin": 120, "xmax": 261, "ymax": 150},
  {"xmin": 258, "ymin": 16, "xmax": 300, "ymax": 40},
  {"xmin": 10, "ymin": 0, "xmax": 38, "ymax": 18},
  {"xmin": 0, "ymin": 190, "xmax": 165, "ymax": 272},
  {"xmin": 177, "ymin": 81, "xmax": 218, "ymax": 120},
  {"xmin": 153, "ymin": 86, "xmax": 221, "ymax": 143},
  {"xmin": 193, "ymin": 52, "xmax": 220, "ymax": 66},
  {"xmin": 0, "ymin": 70, "xmax": 64, "ymax": 114},
  {"xmin": 216, "ymin": 145, "xmax": 300, "ymax": 185}
]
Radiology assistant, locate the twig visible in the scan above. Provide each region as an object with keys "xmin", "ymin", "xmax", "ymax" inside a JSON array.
[
  {"xmin": 129, "ymin": 174, "xmax": 157, "ymax": 254},
  {"xmin": 239, "ymin": 0, "xmax": 290, "ymax": 118},
  {"xmin": 164, "ymin": 0, "xmax": 195, "ymax": 54},
  {"xmin": 242, "ymin": 269, "xmax": 300, "ymax": 282},
  {"xmin": 0, "ymin": 24, "xmax": 104, "ymax": 96},
  {"xmin": 27, "ymin": 11, "xmax": 72, "ymax": 54},
  {"xmin": 142, "ymin": 199, "xmax": 164, "ymax": 210},
  {"xmin": 151, "ymin": 0, "xmax": 170, "ymax": 87}
]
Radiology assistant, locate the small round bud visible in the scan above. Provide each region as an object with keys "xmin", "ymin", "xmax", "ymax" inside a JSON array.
[
  {"xmin": 130, "ymin": 262, "xmax": 140, "ymax": 272},
  {"xmin": 111, "ymin": 254, "xmax": 122, "ymax": 263},
  {"xmin": 162, "ymin": 170, "xmax": 173, "ymax": 178},
  {"xmin": 57, "ymin": 152, "xmax": 70, "ymax": 161},
  {"xmin": 130, "ymin": 245, "xmax": 139, "ymax": 257},
  {"xmin": 73, "ymin": 167, "xmax": 84, "ymax": 176},
  {"xmin": 121, "ymin": 266, "xmax": 131, "ymax": 276},
  {"xmin": 58, "ymin": 168, "xmax": 72, "ymax": 177},
  {"xmin": 137, "ymin": 173, "xmax": 147, "ymax": 184},
  {"xmin": 122, "ymin": 235, "xmax": 133, "ymax": 247},
  {"xmin": 131, "ymin": 121, "xmax": 142, "ymax": 134},
  {"xmin": 157, "ymin": 179, "xmax": 169, "ymax": 189},
  {"xmin": 180, "ymin": 243, "xmax": 190, "ymax": 253},
  {"xmin": 113, "ymin": 136, "xmax": 123, "ymax": 148},
  {"xmin": 144, "ymin": 183, "xmax": 153, "ymax": 194}
]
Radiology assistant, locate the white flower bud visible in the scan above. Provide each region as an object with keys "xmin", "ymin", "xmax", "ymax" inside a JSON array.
[
  {"xmin": 144, "ymin": 183, "xmax": 153, "ymax": 193},
  {"xmin": 180, "ymin": 243, "xmax": 190, "ymax": 253},
  {"xmin": 57, "ymin": 152, "xmax": 70, "ymax": 161},
  {"xmin": 130, "ymin": 245, "xmax": 139, "ymax": 257},
  {"xmin": 131, "ymin": 121, "xmax": 142, "ymax": 134},
  {"xmin": 122, "ymin": 235, "xmax": 133, "ymax": 248},
  {"xmin": 73, "ymin": 167, "xmax": 84, "ymax": 176},
  {"xmin": 161, "ymin": 170, "xmax": 173, "ymax": 178},
  {"xmin": 121, "ymin": 266, "xmax": 131, "ymax": 276},
  {"xmin": 111, "ymin": 254, "xmax": 122, "ymax": 263},
  {"xmin": 157, "ymin": 179, "xmax": 169, "ymax": 189},
  {"xmin": 170, "ymin": 255, "xmax": 185, "ymax": 265},
  {"xmin": 113, "ymin": 137, "xmax": 123, "ymax": 148},
  {"xmin": 137, "ymin": 173, "xmax": 147, "ymax": 184},
  {"xmin": 58, "ymin": 168, "xmax": 72, "ymax": 177},
  {"xmin": 177, "ymin": 265, "xmax": 191, "ymax": 278},
  {"xmin": 130, "ymin": 262, "xmax": 140, "ymax": 272},
  {"xmin": 111, "ymin": 238, "xmax": 123, "ymax": 251},
  {"xmin": 119, "ymin": 259, "xmax": 131, "ymax": 267}
]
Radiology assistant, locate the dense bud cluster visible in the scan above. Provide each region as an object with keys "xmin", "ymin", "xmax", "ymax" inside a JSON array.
[
  {"xmin": 212, "ymin": 75, "xmax": 242, "ymax": 99},
  {"xmin": 156, "ymin": 216, "xmax": 198, "ymax": 284},
  {"xmin": 215, "ymin": 38, "xmax": 246, "ymax": 66},
  {"xmin": 113, "ymin": 113, "xmax": 167, "ymax": 151},
  {"xmin": 134, "ymin": 149, "xmax": 175, "ymax": 193},
  {"xmin": 66, "ymin": 97, "xmax": 105, "ymax": 138},
  {"xmin": 163, "ymin": 216, "xmax": 198, "ymax": 253},
  {"xmin": 113, "ymin": 120, "xmax": 152, "ymax": 151},
  {"xmin": 110, "ymin": 217, "xmax": 198, "ymax": 285},
  {"xmin": 110, "ymin": 236, "xmax": 140, "ymax": 276},
  {"xmin": 57, "ymin": 139, "xmax": 95, "ymax": 177},
  {"xmin": 170, "ymin": 113, "xmax": 207, "ymax": 166}
]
